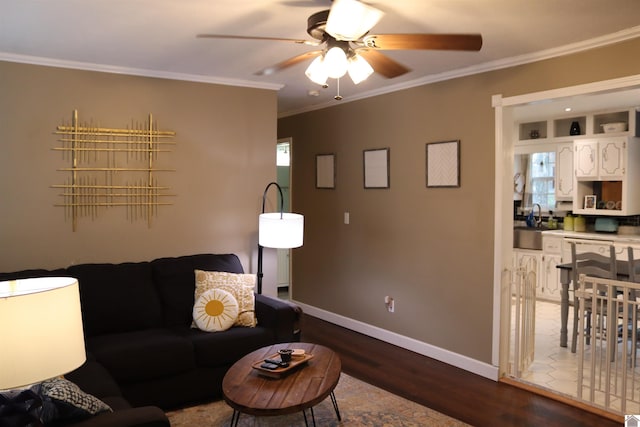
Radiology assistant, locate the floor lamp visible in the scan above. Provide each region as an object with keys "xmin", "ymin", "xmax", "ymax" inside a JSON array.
[
  {"xmin": 0, "ymin": 277, "xmax": 86, "ymax": 423},
  {"xmin": 258, "ymin": 182, "xmax": 304, "ymax": 294}
]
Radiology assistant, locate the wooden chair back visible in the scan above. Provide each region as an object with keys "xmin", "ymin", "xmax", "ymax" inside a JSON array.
[{"xmin": 570, "ymin": 242, "xmax": 617, "ymax": 285}]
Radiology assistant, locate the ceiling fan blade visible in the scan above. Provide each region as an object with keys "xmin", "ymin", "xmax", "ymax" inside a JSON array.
[
  {"xmin": 197, "ymin": 34, "xmax": 320, "ymax": 46},
  {"xmin": 256, "ymin": 50, "xmax": 323, "ymax": 76},
  {"xmin": 325, "ymin": 0, "xmax": 384, "ymax": 41},
  {"xmin": 362, "ymin": 34, "xmax": 483, "ymax": 51},
  {"xmin": 357, "ymin": 49, "xmax": 410, "ymax": 78}
]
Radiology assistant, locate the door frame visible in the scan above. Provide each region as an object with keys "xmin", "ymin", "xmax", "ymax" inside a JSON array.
[
  {"xmin": 492, "ymin": 74, "xmax": 640, "ymax": 373},
  {"xmin": 276, "ymin": 137, "xmax": 293, "ymax": 299}
]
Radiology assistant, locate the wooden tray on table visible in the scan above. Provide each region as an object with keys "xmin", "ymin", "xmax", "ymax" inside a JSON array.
[{"xmin": 251, "ymin": 352, "xmax": 314, "ymax": 378}]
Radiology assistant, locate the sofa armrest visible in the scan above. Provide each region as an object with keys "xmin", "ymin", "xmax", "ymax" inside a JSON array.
[
  {"xmin": 254, "ymin": 294, "xmax": 302, "ymax": 342},
  {"xmin": 68, "ymin": 406, "xmax": 169, "ymax": 427}
]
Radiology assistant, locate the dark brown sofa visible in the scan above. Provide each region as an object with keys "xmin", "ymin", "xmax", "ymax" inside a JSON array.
[{"xmin": 0, "ymin": 254, "xmax": 301, "ymax": 427}]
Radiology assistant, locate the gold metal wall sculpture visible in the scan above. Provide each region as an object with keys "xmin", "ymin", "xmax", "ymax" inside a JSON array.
[{"xmin": 53, "ymin": 110, "xmax": 176, "ymax": 231}]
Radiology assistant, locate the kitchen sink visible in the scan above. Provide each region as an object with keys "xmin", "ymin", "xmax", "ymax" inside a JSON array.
[{"xmin": 513, "ymin": 226, "xmax": 547, "ymax": 250}]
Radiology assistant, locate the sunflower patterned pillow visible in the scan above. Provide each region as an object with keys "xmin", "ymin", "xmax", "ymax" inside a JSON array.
[
  {"xmin": 193, "ymin": 288, "xmax": 239, "ymax": 332},
  {"xmin": 194, "ymin": 270, "xmax": 257, "ymax": 327}
]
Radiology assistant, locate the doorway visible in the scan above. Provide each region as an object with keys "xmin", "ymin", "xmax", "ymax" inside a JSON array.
[
  {"xmin": 276, "ymin": 137, "xmax": 292, "ymax": 300},
  {"xmin": 494, "ymin": 75, "xmax": 640, "ymax": 411}
]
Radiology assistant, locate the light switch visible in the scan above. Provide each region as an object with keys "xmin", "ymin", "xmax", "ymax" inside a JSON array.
[{"xmin": 344, "ymin": 212, "xmax": 350, "ymax": 225}]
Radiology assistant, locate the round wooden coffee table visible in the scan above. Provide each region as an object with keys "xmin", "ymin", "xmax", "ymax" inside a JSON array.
[{"xmin": 222, "ymin": 342, "xmax": 342, "ymax": 426}]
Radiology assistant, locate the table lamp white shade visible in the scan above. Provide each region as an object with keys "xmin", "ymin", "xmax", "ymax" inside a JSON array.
[
  {"xmin": 0, "ymin": 277, "xmax": 86, "ymax": 390},
  {"xmin": 259, "ymin": 212, "xmax": 304, "ymax": 248}
]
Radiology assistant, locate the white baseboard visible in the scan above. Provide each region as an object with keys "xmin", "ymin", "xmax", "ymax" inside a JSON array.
[{"xmin": 294, "ymin": 300, "xmax": 499, "ymax": 381}]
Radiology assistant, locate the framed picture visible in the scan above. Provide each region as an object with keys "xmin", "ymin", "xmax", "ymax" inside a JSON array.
[
  {"xmin": 426, "ymin": 140, "xmax": 460, "ymax": 188},
  {"xmin": 363, "ymin": 148, "xmax": 390, "ymax": 189},
  {"xmin": 584, "ymin": 195, "xmax": 597, "ymax": 209},
  {"xmin": 316, "ymin": 153, "xmax": 336, "ymax": 189}
]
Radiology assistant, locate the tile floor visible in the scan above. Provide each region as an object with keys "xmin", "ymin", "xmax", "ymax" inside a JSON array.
[
  {"xmin": 519, "ymin": 299, "xmax": 640, "ymax": 414},
  {"xmin": 519, "ymin": 300, "xmax": 578, "ymax": 395}
]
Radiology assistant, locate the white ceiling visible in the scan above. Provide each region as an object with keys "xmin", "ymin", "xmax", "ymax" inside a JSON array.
[{"xmin": 2, "ymin": 0, "xmax": 640, "ymax": 117}]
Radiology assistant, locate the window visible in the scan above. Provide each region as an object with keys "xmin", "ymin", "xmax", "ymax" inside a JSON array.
[{"xmin": 529, "ymin": 152, "xmax": 556, "ymax": 211}]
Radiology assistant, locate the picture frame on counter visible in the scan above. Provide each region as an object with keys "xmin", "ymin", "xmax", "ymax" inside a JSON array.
[
  {"xmin": 426, "ymin": 140, "xmax": 460, "ymax": 188},
  {"xmin": 315, "ymin": 153, "xmax": 336, "ymax": 189},
  {"xmin": 584, "ymin": 195, "xmax": 597, "ymax": 210}
]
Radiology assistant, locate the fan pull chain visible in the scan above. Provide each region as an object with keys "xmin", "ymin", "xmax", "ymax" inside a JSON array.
[{"xmin": 334, "ymin": 78, "xmax": 343, "ymax": 101}]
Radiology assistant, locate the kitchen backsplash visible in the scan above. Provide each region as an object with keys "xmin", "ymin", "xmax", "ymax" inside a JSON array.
[{"xmin": 513, "ymin": 201, "xmax": 640, "ymax": 228}]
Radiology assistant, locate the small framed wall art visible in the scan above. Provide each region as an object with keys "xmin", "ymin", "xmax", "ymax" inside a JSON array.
[
  {"xmin": 426, "ymin": 140, "xmax": 460, "ymax": 188},
  {"xmin": 316, "ymin": 153, "xmax": 336, "ymax": 189},
  {"xmin": 363, "ymin": 148, "xmax": 390, "ymax": 189},
  {"xmin": 584, "ymin": 195, "xmax": 597, "ymax": 210}
]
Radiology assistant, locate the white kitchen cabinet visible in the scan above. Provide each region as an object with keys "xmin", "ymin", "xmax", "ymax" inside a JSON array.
[
  {"xmin": 573, "ymin": 136, "xmax": 640, "ymax": 216},
  {"xmin": 574, "ymin": 138, "xmax": 625, "ymax": 179},
  {"xmin": 540, "ymin": 235, "xmax": 563, "ymax": 302},
  {"xmin": 513, "ymin": 249, "xmax": 541, "ymax": 296},
  {"xmin": 555, "ymin": 142, "xmax": 574, "ymax": 200},
  {"xmin": 613, "ymin": 243, "xmax": 640, "ymax": 260},
  {"xmin": 541, "ymin": 254, "xmax": 562, "ymax": 302}
]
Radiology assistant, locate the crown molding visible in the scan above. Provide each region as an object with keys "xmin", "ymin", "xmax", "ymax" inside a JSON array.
[
  {"xmin": 0, "ymin": 52, "xmax": 284, "ymax": 91},
  {"xmin": 278, "ymin": 25, "xmax": 640, "ymax": 118},
  {"xmin": 2, "ymin": 24, "xmax": 638, "ymax": 118}
]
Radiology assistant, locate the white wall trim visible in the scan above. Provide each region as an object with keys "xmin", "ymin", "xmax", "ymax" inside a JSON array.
[
  {"xmin": 293, "ymin": 300, "xmax": 499, "ymax": 381},
  {"xmin": 492, "ymin": 94, "xmax": 504, "ymax": 369},
  {"xmin": 0, "ymin": 52, "xmax": 284, "ymax": 91},
  {"xmin": 499, "ymin": 74, "xmax": 640, "ymax": 108}
]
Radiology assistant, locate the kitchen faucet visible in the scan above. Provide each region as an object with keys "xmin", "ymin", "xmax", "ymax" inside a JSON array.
[{"xmin": 533, "ymin": 203, "xmax": 543, "ymax": 228}]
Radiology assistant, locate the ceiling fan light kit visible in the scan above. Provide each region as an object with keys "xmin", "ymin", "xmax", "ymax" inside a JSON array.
[
  {"xmin": 347, "ymin": 53, "xmax": 374, "ymax": 84},
  {"xmin": 324, "ymin": 46, "xmax": 349, "ymax": 78},
  {"xmin": 325, "ymin": 0, "xmax": 384, "ymax": 41},
  {"xmin": 199, "ymin": 0, "xmax": 482, "ymax": 99},
  {"xmin": 305, "ymin": 56, "xmax": 329, "ymax": 86}
]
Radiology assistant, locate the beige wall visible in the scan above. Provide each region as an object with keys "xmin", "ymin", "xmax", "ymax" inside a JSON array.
[
  {"xmin": 279, "ymin": 38, "xmax": 640, "ymax": 363},
  {"xmin": 0, "ymin": 61, "xmax": 277, "ymax": 272}
]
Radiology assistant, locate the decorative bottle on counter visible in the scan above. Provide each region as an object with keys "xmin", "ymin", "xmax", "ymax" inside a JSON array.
[
  {"xmin": 563, "ymin": 214, "xmax": 573, "ymax": 231},
  {"xmin": 574, "ymin": 215, "xmax": 586, "ymax": 232},
  {"xmin": 548, "ymin": 211, "xmax": 558, "ymax": 229}
]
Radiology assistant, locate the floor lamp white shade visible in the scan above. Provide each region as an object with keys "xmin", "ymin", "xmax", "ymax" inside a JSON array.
[
  {"xmin": 259, "ymin": 212, "xmax": 304, "ymax": 249},
  {"xmin": 0, "ymin": 277, "xmax": 86, "ymax": 389}
]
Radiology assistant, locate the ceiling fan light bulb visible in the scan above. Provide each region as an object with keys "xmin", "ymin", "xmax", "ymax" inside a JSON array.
[
  {"xmin": 324, "ymin": 47, "xmax": 348, "ymax": 79},
  {"xmin": 305, "ymin": 56, "xmax": 328, "ymax": 85},
  {"xmin": 326, "ymin": 0, "xmax": 383, "ymax": 41},
  {"xmin": 348, "ymin": 54, "xmax": 373, "ymax": 84}
]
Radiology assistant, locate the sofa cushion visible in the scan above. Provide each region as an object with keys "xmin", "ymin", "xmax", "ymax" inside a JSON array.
[
  {"xmin": 86, "ymin": 329, "xmax": 195, "ymax": 383},
  {"xmin": 192, "ymin": 288, "xmax": 238, "ymax": 332},
  {"xmin": 67, "ymin": 262, "xmax": 162, "ymax": 337},
  {"xmin": 151, "ymin": 254, "xmax": 245, "ymax": 328},
  {"xmin": 40, "ymin": 377, "xmax": 112, "ymax": 424},
  {"xmin": 64, "ymin": 357, "xmax": 122, "ymax": 401},
  {"xmin": 194, "ymin": 270, "xmax": 257, "ymax": 327},
  {"xmin": 178, "ymin": 326, "xmax": 274, "ymax": 367}
]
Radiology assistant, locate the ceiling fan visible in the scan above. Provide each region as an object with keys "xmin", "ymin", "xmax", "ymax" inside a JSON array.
[{"xmin": 198, "ymin": 0, "xmax": 482, "ymax": 88}]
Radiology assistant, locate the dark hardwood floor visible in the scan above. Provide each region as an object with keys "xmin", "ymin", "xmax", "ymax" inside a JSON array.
[{"xmin": 299, "ymin": 314, "xmax": 621, "ymax": 427}]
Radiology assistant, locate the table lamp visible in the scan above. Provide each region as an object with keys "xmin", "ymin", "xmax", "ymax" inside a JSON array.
[
  {"xmin": 0, "ymin": 276, "xmax": 86, "ymax": 422},
  {"xmin": 257, "ymin": 182, "xmax": 304, "ymax": 294}
]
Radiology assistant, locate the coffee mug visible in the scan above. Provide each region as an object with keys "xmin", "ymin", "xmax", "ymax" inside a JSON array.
[{"xmin": 278, "ymin": 349, "xmax": 293, "ymax": 362}]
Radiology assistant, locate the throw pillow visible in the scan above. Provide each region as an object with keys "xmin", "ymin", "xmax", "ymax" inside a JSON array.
[
  {"xmin": 192, "ymin": 288, "xmax": 239, "ymax": 332},
  {"xmin": 39, "ymin": 377, "xmax": 111, "ymax": 423},
  {"xmin": 0, "ymin": 387, "xmax": 43, "ymax": 426},
  {"xmin": 194, "ymin": 270, "xmax": 257, "ymax": 327}
]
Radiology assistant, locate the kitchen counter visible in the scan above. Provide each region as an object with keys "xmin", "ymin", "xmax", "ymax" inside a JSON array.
[{"xmin": 542, "ymin": 229, "xmax": 640, "ymax": 243}]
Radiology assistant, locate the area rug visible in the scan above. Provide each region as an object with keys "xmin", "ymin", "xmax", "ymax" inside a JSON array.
[{"xmin": 166, "ymin": 373, "xmax": 470, "ymax": 426}]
